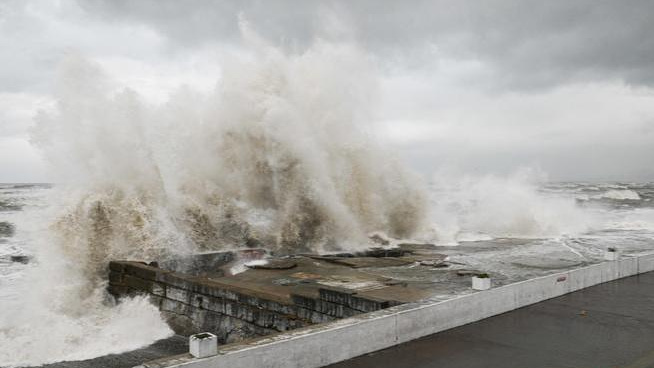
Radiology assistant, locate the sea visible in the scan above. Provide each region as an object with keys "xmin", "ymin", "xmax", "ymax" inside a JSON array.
[{"xmin": 1, "ymin": 181, "xmax": 653, "ymax": 366}]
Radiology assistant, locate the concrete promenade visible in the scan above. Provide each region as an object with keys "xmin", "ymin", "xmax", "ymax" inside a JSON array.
[{"xmin": 329, "ymin": 271, "xmax": 654, "ymax": 368}]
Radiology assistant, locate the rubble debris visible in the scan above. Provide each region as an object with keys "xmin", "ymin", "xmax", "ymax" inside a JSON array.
[
  {"xmin": 10, "ymin": 255, "xmax": 29, "ymax": 264},
  {"xmin": 309, "ymin": 256, "xmax": 413, "ymax": 268}
]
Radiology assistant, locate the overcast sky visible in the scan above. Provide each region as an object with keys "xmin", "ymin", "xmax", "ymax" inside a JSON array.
[{"xmin": 1, "ymin": 0, "xmax": 654, "ymax": 182}]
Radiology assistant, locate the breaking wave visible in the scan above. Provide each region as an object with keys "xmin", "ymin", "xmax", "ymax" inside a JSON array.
[
  {"xmin": 593, "ymin": 189, "xmax": 641, "ymax": 201},
  {"xmin": 427, "ymin": 171, "xmax": 593, "ymax": 244},
  {"xmin": 0, "ymin": 200, "xmax": 21, "ymax": 212},
  {"xmin": 0, "ymin": 28, "xmax": 427, "ymax": 366},
  {"xmin": 33, "ymin": 30, "xmax": 427, "ymax": 265}
]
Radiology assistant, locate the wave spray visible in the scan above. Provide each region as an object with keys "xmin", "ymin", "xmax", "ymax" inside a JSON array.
[{"xmin": 0, "ymin": 29, "xmax": 427, "ymax": 366}]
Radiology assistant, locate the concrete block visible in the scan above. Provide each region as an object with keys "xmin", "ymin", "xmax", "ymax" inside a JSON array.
[
  {"xmin": 167, "ymin": 286, "xmax": 191, "ymax": 304},
  {"xmin": 472, "ymin": 276, "xmax": 491, "ymax": 290},
  {"xmin": 202, "ymin": 295, "xmax": 226, "ymax": 314},
  {"xmin": 161, "ymin": 298, "xmax": 189, "ymax": 315},
  {"xmin": 152, "ymin": 283, "xmax": 165, "ymax": 297},
  {"xmin": 189, "ymin": 332, "xmax": 218, "ymax": 358},
  {"xmin": 190, "ymin": 293, "xmax": 213, "ymax": 309}
]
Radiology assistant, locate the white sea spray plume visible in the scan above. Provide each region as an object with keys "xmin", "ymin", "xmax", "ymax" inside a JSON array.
[
  {"xmin": 427, "ymin": 170, "xmax": 593, "ymax": 244},
  {"xmin": 0, "ymin": 30, "xmax": 427, "ymax": 366}
]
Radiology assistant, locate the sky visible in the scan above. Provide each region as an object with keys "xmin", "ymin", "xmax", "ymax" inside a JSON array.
[{"xmin": 1, "ymin": 0, "xmax": 654, "ymax": 182}]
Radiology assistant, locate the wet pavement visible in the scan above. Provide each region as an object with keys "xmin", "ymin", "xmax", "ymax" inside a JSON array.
[
  {"xmin": 32, "ymin": 336, "xmax": 188, "ymax": 368},
  {"xmin": 327, "ymin": 271, "xmax": 654, "ymax": 368}
]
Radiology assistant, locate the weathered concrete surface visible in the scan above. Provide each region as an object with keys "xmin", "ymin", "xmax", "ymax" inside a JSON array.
[
  {"xmin": 108, "ymin": 251, "xmax": 428, "ymax": 344},
  {"xmin": 328, "ymin": 271, "xmax": 654, "ymax": 368},
  {"xmin": 27, "ymin": 336, "xmax": 188, "ymax": 368}
]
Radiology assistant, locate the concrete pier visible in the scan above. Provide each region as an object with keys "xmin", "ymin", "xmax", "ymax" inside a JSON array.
[{"xmin": 108, "ymin": 250, "xmax": 431, "ymax": 344}]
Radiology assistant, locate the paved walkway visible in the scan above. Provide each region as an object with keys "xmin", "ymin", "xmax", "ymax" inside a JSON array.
[{"xmin": 328, "ymin": 272, "xmax": 654, "ymax": 368}]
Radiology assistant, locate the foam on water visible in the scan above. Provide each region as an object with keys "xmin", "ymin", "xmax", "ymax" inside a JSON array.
[
  {"xmin": 426, "ymin": 172, "xmax": 594, "ymax": 245},
  {"xmin": 593, "ymin": 189, "xmax": 641, "ymax": 200}
]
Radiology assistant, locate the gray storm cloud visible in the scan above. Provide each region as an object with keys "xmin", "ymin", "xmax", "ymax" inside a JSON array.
[
  {"xmin": 1, "ymin": 0, "xmax": 654, "ymax": 182},
  {"xmin": 79, "ymin": 0, "xmax": 654, "ymax": 89}
]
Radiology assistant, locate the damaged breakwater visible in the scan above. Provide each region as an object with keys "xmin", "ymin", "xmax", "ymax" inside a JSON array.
[{"xmin": 107, "ymin": 249, "xmax": 432, "ymax": 344}]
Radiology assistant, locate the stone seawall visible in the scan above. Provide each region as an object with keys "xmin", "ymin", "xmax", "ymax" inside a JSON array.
[{"xmin": 107, "ymin": 253, "xmax": 401, "ymax": 344}]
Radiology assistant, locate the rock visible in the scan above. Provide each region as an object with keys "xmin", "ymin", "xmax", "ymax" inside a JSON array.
[
  {"xmin": 419, "ymin": 260, "xmax": 449, "ymax": 268},
  {"xmin": 363, "ymin": 247, "xmax": 409, "ymax": 258},
  {"xmin": 10, "ymin": 255, "xmax": 29, "ymax": 264},
  {"xmin": 326, "ymin": 247, "xmax": 410, "ymax": 259},
  {"xmin": 272, "ymin": 278, "xmax": 296, "ymax": 286},
  {"xmin": 369, "ymin": 234, "xmax": 390, "ymax": 246},
  {"xmin": 384, "ymin": 280, "xmax": 408, "ymax": 287},
  {"xmin": 0, "ymin": 221, "xmax": 14, "ymax": 237},
  {"xmin": 398, "ymin": 243, "xmax": 436, "ymax": 250},
  {"xmin": 511, "ymin": 258, "xmax": 583, "ymax": 270},
  {"xmin": 310, "ymin": 256, "xmax": 413, "ymax": 269},
  {"xmin": 456, "ymin": 269, "xmax": 485, "ymax": 277}
]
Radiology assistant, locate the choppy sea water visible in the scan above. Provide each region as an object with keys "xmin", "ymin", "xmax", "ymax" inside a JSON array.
[
  {"xmin": 0, "ymin": 183, "xmax": 172, "ymax": 367},
  {"xmin": 2, "ymin": 181, "xmax": 654, "ymax": 285},
  {"xmin": 1, "ymin": 181, "xmax": 653, "ymax": 366},
  {"xmin": 0, "ymin": 184, "xmax": 49, "ymax": 301}
]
